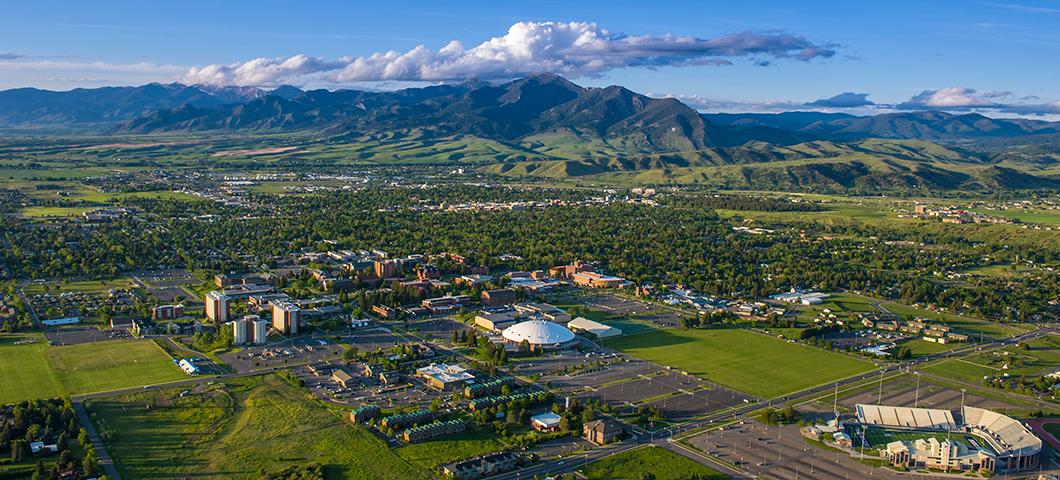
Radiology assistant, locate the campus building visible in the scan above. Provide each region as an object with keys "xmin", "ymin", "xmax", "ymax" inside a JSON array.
[
  {"xmin": 501, "ymin": 320, "xmax": 577, "ymax": 351},
  {"xmin": 570, "ymin": 271, "xmax": 626, "ymax": 288},
  {"xmin": 567, "ymin": 316, "xmax": 622, "ymax": 338},
  {"xmin": 441, "ymin": 451, "xmax": 519, "ymax": 480},
  {"xmin": 232, "ymin": 314, "xmax": 268, "ymax": 345},
  {"xmin": 152, "ymin": 304, "xmax": 183, "ymax": 320},
  {"xmin": 374, "ymin": 259, "xmax": 399, "ymax": 279},
  {"xmin": 480, "ymin": 289, "xmax": 516, "ymax": 307},
  {"xmin": 271, "ymin": 299, "xmax": 301, "ymax": 334},
  {"xmin": 416, "ymin": 363, "xmax": 475, "ymax": 390},
  {"xmin": 583, "ymin": 419, "xmax": 624, "ymax": 444},
  {"xmin": 205, "ymin": 291, "xmax": 230, "ymax": 322}
]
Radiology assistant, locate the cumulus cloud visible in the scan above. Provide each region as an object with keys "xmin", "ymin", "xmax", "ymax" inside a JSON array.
[
  {"xmin": 181, "ymin": 21, "xmax": 838, "ymax": 86},
  {"xmin": 807, "ymin": 92, "xmax": 874, "ymax": 108},
  {"xmin": 891, "ymin": 87, "xmax": 1060, "ymax": 116},
  {"xmin": 896, "ymin": 87, "xmax": 1004, "ymax": 109}
]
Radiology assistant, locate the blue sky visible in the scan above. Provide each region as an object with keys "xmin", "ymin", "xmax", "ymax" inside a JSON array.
[{"xmin": 2, "ymin": 0, "xmax": 1059, "ymax": 116}]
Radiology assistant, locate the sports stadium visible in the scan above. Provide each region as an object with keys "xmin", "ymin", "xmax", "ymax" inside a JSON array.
[{"xmin": 851, "ymin": 404, "xmax": 1041, "ymax": 473}]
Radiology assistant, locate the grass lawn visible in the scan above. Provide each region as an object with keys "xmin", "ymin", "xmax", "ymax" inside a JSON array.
[
  {"xmin": 580, "ymin": 446, "xmax": 726, "ymax": 480},
  {"xmin": 86, "ymin": 374, "xmax": 428, "ymax": 480},
  {"xmin": 604, "ymin": 327, "xmax": 873, "ymax": 398},
  {"xmin": 0, "ymin": 334, "xmax": 183, "ymax": 403}
]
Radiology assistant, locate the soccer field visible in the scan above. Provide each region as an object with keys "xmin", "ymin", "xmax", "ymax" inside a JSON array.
[
  {"xmin": 0, "ymin": 333, "xmax": 185, "ymax": 403},
  {"xmin": 604, "ymin": 327, "xmax": 873, "ymax": 398}
]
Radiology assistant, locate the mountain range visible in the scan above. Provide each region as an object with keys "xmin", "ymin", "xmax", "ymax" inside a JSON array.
[{"xmin": 0, "ymin": 74, "xmax": 1058, "ymax": 191}]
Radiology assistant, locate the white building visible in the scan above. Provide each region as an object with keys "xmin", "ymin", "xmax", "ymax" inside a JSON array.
[{"xmin": 567, "ymin": 317, "xmax": 622, "ymax": 338}]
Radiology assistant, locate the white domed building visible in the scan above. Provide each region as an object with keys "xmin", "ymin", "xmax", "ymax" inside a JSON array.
[{"xmin": 501, "ymin": 320, "xmax": 578, "ymax": 351}]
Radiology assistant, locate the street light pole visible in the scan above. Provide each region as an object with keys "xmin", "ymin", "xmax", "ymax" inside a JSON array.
[{"xmin": 914, "ymin": 372, "xmax": 921, "ymax": 408}]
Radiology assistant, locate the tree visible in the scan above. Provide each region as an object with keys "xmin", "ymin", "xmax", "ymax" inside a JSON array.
[
  {"xmin": 10, "ymin": 439, "xmax": 27, "ymax": 462},
  {"xmin": 342, "ymin": 346, "xmax": 359, "ymax": 362}
]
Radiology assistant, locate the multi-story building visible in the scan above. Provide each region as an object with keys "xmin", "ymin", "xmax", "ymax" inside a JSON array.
[
  {"xmin": 402, "ymin": 420, "xmax": 466, "ymax": 443},
  {"xmin": 152, "ymin": 304, "xmax": 183, "ymax": 320},
  {"xmin": 571, "ymin": 271, "xmax": 626, "ymax": 288},
  {"xmin": 481, "ymin": 289, "xmax": 516, "ymax": 307},
  {"xmin": 233, "ymin": 315, "xmax": 268, "ymax": 345},
  {"xmin": 272, "ymin": 300, "xmax": 301, "ymax": 334},
  {"xmin": 442, "ymin": 451, "xmax": 519, "ymax": 480},
  {"xmin": 205, "ymin": 291, "xmax": 230, "ymax": 322},
  {"xmin": 374, "ymin": 260, "xmax": 399, "ymax": 279}
]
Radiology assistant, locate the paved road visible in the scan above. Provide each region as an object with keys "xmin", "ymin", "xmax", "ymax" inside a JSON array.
[{"xmin": 72, "ymin": 401, "xmax": 122, "ymax": 480}]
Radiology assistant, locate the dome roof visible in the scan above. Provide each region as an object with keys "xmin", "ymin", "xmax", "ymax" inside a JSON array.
[{"xmin": 502, "ymin": 320, "xmax": 576, "ymax": 345}]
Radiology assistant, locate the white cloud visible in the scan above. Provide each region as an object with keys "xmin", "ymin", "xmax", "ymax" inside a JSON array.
[
  {"xmin": 897, "ymin": 87, "xmax": 1001, "ymax": 109},
  {"xmin": 182, "ymin": 21, "xmax": 837, "ymax": 86}
]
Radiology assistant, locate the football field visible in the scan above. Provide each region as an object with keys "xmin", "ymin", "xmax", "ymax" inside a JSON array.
[
  {"xmin": 604, "ymin": 327, "xmax": 873, "ymax": 398},
  {"xmin": 0, "ymin": 333, "xmax": 186, "ymax": 403}
]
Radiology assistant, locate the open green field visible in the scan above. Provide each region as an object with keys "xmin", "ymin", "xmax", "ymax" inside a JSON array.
[
  {"xmin": 23, "ymin": 277, "xmax": 136, "ymax": 294},
  {"xmin": 0, "ymin": 334, "xmax": 184, "ymax": 403},
  {"xmin": 604, "ymin": 327, "xmax": 873, "ymax": 398},
  {"xmin": 923, "ymin": 335, "xmax": 1060, "ymax": 384},
  {"xmin": 580, "ymin": 446, "xmax": 726, "ymax": 480},
  {"xmin": 894, "ymin": 338, "xmax": 959, "ymax": 358},
  {"xmin": 86, "ymin": 374, "xmax": 428, "ymax": 480}
]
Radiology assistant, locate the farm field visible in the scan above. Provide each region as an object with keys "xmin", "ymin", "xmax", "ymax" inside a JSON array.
[
  {"xmin": 604, "ymin": 327, "xmax": 873, "ymax": 398},
  {"xmin": 0, "ymin": 333, "xmax": 183, "ymax": 403},
  {"xmin": 86, "ymin": 374, "xmax": 428, "ymax": 480},
  {"xmin": 580, "ymin": 446, "xmax": 726, "ymax": 480}
]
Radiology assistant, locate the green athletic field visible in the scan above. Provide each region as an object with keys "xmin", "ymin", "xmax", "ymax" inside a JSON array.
[
  {"xmin": 604, "ymin": 327, "xmax": 873, "ymax": 398},
  {"xmin": 0, "ymin": 333, "xmax": 185, "ymax": 403},
  {"xmin": 857, "ymin": 425, "xmax": 992, "ymax": 453}
]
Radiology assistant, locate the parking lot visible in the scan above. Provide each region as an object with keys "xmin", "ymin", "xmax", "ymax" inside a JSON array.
[
  {"xmin": 343, "ymin": 327, "xmax": 411, "ymax": 352},
  {"xmin": 405, "ymin": 317, "xmax": 473, "ymax": 341},
  {"xmin": 220, "ymin": 336, "xmax": 345, "ymax": 373},
  {"xmin": 686, "ymin": 421, "xmax": 907, "ymax": 480},
  {"xmin": 529, "ymin": 353, "xmax": 749, "ymax": 421},
  {"xmin": 569, "ymin": 291, "xmax": 683, "ymax": 329}
]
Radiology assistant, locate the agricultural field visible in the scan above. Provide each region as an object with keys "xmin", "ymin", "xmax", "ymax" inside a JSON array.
[
  {"xmin": 604, "ymin": 326, "xmax": 873, "ymax": 398},
  {"xmin": 923, "ymin": 335, "xmax": 1060, "ymax": 384},
  {"xmin": 579, "ymin": 446, "xmax": 726, "ymax": 480},
  {"xmin": 0, "ymin": 333, "xmax": 183, "ymax": 403},
  {"xmin": 86, "ymin": 374, "xmax": 428, "ymax": 480}
]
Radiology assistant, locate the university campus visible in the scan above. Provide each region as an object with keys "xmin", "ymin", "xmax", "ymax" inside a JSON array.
[{"xmin": 2, "ymin": 2, "xmax": 1060, "ymax": 479}]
